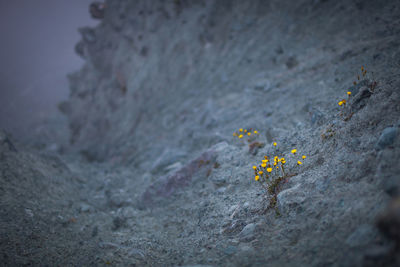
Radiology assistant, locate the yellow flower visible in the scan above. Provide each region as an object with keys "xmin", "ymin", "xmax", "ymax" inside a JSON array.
[
  {"xmin": 244, "ymin": 129, "xmax": 247, "ymax": 133},
  {"xmin": 302, "ymin": 155, "xmax": 306, "ymax": 159},
  {"xmin": 252, "ymin": 166, "xmax": 257, "ymax": 170},
  {"xmin": 342, "ymin": 99, "xmax": 346, "ymax": 104},
  {"xmin": 273, "ymin": 162, "xmax": 277, "ymax": 166},
  {"xmin": 274, "ymin": 156, "xmax": 278, "ymax": 161},
  {"xmin": 338, "ymin": 101, "xmax": 343, "ymax": 106},
  {"xmin": 258, "ymin": 171, "xmax": 263, "ymax": 175},
  {"xmin": 255, "ymin": 175, "xmax": 259, "ymax": 181},
  {"xmin": 267, "ymin": 167, "xmax": 272, "ymax": 173},
  {"xmin": 297, "ymin": 161, "xmax": 302, "ymax": 165},
  {"xmin": 281, "ymin": 159, "xmax": 286, "ymax": 164},
  {"xmin": 238, "ymin": 134, "xmax": 243, "ymax": 139},
  {"xmin": 347, "ymin": 91, "xmax": 351, "ymax": 96},
  {"xmin": 254, "ymin": 130, "xmax": 258, "ymax": 134},
  {"xmin": 239, "ymin": 128, "xmax": 243, "ymax": 132},
  {"xmin": 261, "ymin": 163, "xmax": 267, "ymax": 168},
  {"xmin": 291, "ymin": 149, "xmax": 297, "ymax": 154},
  {"xmin": 273, "ymin": 142, "xmax": 277, "ymax": 146},
  {"xmin": 247, "ymin": 132, "xmax": 251, "ymax": 136},
  {"xmin": 262, "ymin": 159, "xmax": 267, "ymax": 163},
  {"xmin": 264, "ymin": 156, "xmax": 268, "ymax": 160}
]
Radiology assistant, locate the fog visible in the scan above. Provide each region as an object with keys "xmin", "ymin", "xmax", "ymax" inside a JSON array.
[{"xmin": 0, "ymin": 0, "xmax": 97, "ymax": 139}]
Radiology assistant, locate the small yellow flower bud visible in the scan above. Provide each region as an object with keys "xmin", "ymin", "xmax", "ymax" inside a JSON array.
[
  {"xmin": 261, "ymin": 163, "xmax": 267, "ymax": 168},
  {"xmin": 254, "ymin": 130, "xmax": 258, "ymax": 134},
  {"xmin": 347, "ymin": 91, "xmax": 351, "ymax": 96},
  {"xmin": 267, "ymin": 167, "xmax": 272, "ymax": 173},
  {"xmin": 273, "ymin": 142, "xmax": 277, "ymax": 146},
  {"xmin": 258, "ymin": 171, "xmax": 263, "ymax": 175},
  {"xmin": 297, "ymin": 161, "xmax": 302, "ymax": 165},
  {"xmin": 252, "ymin": 166, "xmax": 257, "ymax": 170},
  {"xmin": 255, "ymin": 175, "xmax": 259, "ymax": 181},
  {"xmin": 247, "ymin": 132, "xmax": 251, "ymax": 136},
  {"xmin": 302, "ymin": 155, "xmax": 306, "ymax": 159},
  {"xmin": 244, "ymin": 129, "xmax": 247, "ymax": 133},
  {"xmin": 291, "ymin": 149, "xmax": 297, "ymax": 154},
  {"xmin": 239, "ymin": 128, "xmax": 243, "ymax": 132},
  {"xmin": 262, "ymin": 159, "xmax": 267, "ymax": 163},
  {"xmin": 238, "ymin": 134, "xmax": 243, "ymax": 139}
]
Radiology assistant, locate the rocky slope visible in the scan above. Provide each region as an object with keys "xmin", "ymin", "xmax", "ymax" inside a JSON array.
[{"xmin": 2, "ymin": 0, "xmax": 400, "ymax": 266}]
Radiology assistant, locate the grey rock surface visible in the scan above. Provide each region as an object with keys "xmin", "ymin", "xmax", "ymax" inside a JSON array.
[{"xmin": 2, "ymin": 0, "xmax": 400, "ymax": 266}]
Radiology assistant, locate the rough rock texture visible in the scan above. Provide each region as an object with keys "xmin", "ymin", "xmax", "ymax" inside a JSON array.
[{"xmin": 2, "ymin": 0, "xmax": 400, "ymax": 266}]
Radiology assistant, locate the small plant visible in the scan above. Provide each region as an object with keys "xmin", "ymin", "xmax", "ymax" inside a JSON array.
[
  {"xmin": 252, "ymin": 142, "xmax": 306, "ymax": 214},
  {"xmin": 233, "ymin": 128, "xmax": 264, "ymax": 154},
  {"xmin": 338, "ymin": 66, "xmax": 377, "ymax": 120},
  {"xmin": 233, "ymin": 128, "xmax": 259, "ymax": 142}
]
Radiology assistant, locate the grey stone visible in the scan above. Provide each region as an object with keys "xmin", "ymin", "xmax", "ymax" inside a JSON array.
[
  {"xmin": 381, "ymin": 175, "xmax": 400, "ymax": 196},
  {"xmin": 345, "ymin": 224, "xmax": 377, "ymax": 248},
  {"xmin": 351, "ymin": 86, "xmax": 373, "ymax": 112},
  {"xmin": 376, "ymin": 127, "xmax": 398, "ymax": 150},
  {"xmin": 238, "ymin": 223, "xmax": 256, "ymax": 241},
  {"xmin": 348, "ymin": 79, "xmax": 369, "ymax": 96},
  {"xmin": 79, "ymin": 203, "xmax": 92, "ymax": 213}
]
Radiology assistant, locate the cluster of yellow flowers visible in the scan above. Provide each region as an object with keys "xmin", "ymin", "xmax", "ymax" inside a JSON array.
[
  {"xmin": 252, "ymin": 145, "xmax": 306, "ymax": 182},
  {"xmin": 232, "ymin": 128, "xmax": 259, "ymax": 140},
  {"xmin": 251, "ymin": 143, "xmax": 306, "ymax": 212}
]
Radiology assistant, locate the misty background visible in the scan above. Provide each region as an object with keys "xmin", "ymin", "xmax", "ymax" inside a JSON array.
[{"xmin": 0, "ymin": 0, "xmax": 97, "ymax": 140}]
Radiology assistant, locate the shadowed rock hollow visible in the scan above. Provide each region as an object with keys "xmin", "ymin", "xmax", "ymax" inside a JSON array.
[{"xmin": 1, "ymin": 0, "xmax": 400, "ymax": 266}]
